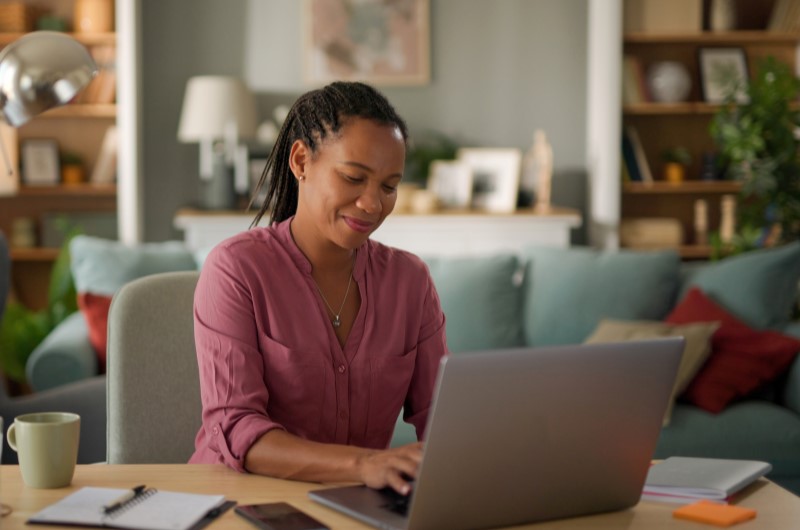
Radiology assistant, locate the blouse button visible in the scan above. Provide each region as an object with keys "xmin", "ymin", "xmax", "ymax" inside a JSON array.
[
  {"xmin": 337, "ymin": 364, "xmax": 346, "ymax": 374},
  {"xmin": 212, "ymin": 426, "xmax": 219, "ymax": 435}
]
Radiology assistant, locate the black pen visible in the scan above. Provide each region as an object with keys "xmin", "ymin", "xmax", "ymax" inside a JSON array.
[{"xmin": 103, "ymin": 485, "xmax": 146, "ymax": 514}]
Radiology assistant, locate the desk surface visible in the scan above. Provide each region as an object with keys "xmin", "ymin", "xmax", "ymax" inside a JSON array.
[{"xmin": 1, "ymin": 464, "xmax": 798, "ymax": 529}]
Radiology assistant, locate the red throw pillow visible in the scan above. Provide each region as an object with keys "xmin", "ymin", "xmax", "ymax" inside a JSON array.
[
  {"xmin": 77, "ymin": 293, "xmax": 113, "ymax": 372},
  {"xmin": 666, "ymin": 287, "xmax": 800, "ymax": 413}
]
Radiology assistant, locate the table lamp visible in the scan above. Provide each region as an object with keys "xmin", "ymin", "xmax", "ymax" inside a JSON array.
[
  {"xmin": 177, "ymin": 76, "xmax": 257, "ymax": 210},
  {"xmin": 0, "ymin": 31, "xmax": 97, "ymax": 174}
]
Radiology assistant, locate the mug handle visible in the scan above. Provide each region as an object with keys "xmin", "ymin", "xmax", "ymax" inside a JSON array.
[{"xmin": 7, "ymin": 423, "xmax": 17, "ymax": 452}]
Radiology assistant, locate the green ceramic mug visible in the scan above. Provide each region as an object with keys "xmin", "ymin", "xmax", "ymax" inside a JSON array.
[{"xmin": 7, "ymin": 412, "xmax": 80, "ymax": 488}]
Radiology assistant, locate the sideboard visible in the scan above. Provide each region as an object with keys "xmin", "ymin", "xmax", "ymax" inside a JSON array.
[{"xmin": 173, "ymin": 206, "xmax": 582, "ymax": 256}]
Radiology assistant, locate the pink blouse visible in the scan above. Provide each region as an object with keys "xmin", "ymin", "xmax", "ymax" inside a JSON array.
[{"xmin": 189, "ymin": 218, "xmax": 448, "ymax": 471}]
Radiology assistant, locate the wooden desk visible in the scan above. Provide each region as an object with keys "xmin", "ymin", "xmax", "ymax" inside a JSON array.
[
  {"xmin": 1, "ymin": 464, "xmax": 798, "ymax": 529},
  {"xmin": 0, "ymin": 464, "xmax": 800, "ymax": 530}
]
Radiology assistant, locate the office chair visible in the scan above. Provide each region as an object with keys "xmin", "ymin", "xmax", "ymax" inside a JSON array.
[{"xmin": 106, "ymin": 271, "xmax": 201, "ymax": 463}]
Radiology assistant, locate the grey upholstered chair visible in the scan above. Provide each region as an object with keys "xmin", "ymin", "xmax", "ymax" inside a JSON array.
[{"xmin": 106, "ymin": 271, "xmax": 201, "ymax": 463}]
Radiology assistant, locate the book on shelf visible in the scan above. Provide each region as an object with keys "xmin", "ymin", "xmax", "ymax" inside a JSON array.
[
  {"xmin": 768, "ymin": 0, "xmax": 800, "ymax": 32},
  {"xmin": 90, "ymin": 125, "xmax": 118, "ymax": 184},
  {"xmin": 27, "ymin": 486, "xmax": 234, "ymax": 530},
  {"xmin": 621, "ymin": 126, "xmax": 653, "ymax": 184},
  {"xmin": 642, "ymin": 456, "xmax": 772, "ymax": 504},
  {"xmin": 622, "ymin": 55, "xmax": 650, "ymax": 105}
]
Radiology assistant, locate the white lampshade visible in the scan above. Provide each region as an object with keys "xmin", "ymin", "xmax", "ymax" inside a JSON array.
[{"xmin": 177, "ymin": 76, "xmax": 257, "ymax": 142}]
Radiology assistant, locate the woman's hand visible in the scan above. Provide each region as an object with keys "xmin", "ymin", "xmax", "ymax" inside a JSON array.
[{"xmin": 356, "ymin": 442, "xmax": 424, "ymax": 495}]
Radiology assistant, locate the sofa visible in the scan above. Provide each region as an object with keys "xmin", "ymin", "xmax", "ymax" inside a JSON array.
[{"xmin": 23, "ymin": 236, "xmax": 800, "ymax": 494}]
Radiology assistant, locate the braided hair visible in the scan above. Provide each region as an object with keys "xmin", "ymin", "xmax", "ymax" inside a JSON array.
[{"xmin": 250, "ymin": 81, "xmax": 409, "ymax": 227}]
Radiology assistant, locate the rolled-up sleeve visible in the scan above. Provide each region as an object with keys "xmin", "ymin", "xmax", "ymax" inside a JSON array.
[
  {"xmin": 404, "ymin": 271, "xmax": 448, "ymax": 439},
  {"xmin": 193, "ymin": 243, "xmax": 285, "ymax": 472}
]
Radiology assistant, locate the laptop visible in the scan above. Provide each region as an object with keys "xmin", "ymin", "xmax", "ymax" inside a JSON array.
[{"xmin": 309, "ymin": 338, "xmax": 684, "ymax": 530}]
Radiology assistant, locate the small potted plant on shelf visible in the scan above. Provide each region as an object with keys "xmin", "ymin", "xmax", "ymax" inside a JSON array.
[
  {"xmin": 662, "ymin": 146, "xmax": 692, "ymax": 184},
  {"xmin": 709, "ymin": 56, "xmax": 800, "ymax": 257}
]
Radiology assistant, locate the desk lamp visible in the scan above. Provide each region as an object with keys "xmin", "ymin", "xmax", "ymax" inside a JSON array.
[
  {"xmin": 177, "ymin": 76, "xmax": 257, "ymax": 210},
  {"xmin": 0, "ymin": 31, "xmax": 97, "ymax": 174}
]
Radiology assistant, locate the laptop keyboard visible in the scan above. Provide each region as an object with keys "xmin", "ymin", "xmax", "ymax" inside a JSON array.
[{"xmin": 379, "ymin": 486, "xmax": 413, "ymax": 516}]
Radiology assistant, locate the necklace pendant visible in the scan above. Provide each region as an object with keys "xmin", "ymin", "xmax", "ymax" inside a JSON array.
[{"xmin": 333, "ymin": 316, "xmax": 341, "ymax": 328}]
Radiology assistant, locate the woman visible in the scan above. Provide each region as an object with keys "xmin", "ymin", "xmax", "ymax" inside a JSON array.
[{"xmin": 190, "ymin": 82, "xmax": 448, "ymax": 496}]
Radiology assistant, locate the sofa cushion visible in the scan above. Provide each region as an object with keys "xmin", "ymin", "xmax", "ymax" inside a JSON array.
[
  {"xmin": 584, "ymin": 319, "xmax": 719, "ymax": 425},
  {"xmin": 70, "ymin": 236, "xmax": 197, "ymax": 368},
  {"xmin": 667, "ymin": 288, "xmax": 800, "ymax": 413},
  {"xmin": 423, "ymin": 254, "xmax": 524, "ymax": 353},
  {"xmin": 521, "ymin": 247, "xmax": 681, "ymax": 345},
  {"xmin": 656, "ymin": 402, "xmax": 800, "ymax": 484},
  {"xmin": 680, "ymin": 242, "xmax": 800, "ymax": 330}
]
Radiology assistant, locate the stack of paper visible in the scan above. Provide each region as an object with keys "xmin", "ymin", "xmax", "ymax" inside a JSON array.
[{"xmin": 642, "ymin": 457, "xmax": 772, "ymax": 504}]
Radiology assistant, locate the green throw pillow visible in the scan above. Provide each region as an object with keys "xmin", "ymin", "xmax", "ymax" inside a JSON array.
[
  {"xmin": 521, "ymin": 246, "xmax": 681, "ymax": 346},
  {"xmin": 424, "ymin": 254, "xmax": 524, "ymax": 353},
  {"xmin": 680, "ymin": 242, "xmax": 800, "ymax": 330}
]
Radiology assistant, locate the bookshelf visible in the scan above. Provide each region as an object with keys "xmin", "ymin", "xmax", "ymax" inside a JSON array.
[
  {"xmin": 0, "ymin": 0, "xmax": 118, "ymax": 309},
  {"xmin": 620, "ymin": 0, "xmax": 800, "ymax": 259}
]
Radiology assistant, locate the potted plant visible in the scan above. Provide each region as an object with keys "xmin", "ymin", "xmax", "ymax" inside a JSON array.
[
  {"xmin": 0, "ymin": 232, "xmax": 78, "ymax": 389},
  {"xmin": 662, "ymin": 146, "xmax": 692, "ymax": 184},
  {"xmin": 709, "ymin": 56, "xmax": 800, "ymax": 256}
]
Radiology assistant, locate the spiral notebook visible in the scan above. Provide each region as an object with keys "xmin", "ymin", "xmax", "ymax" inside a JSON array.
[{"xmin": 28, "ymin": 486, "xmax": 234, "ymax": 530}]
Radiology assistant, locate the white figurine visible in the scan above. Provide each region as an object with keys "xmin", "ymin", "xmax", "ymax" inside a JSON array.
[{"xmin": 719, "ymin": 194, "xmax": 736, "ymax": 244}]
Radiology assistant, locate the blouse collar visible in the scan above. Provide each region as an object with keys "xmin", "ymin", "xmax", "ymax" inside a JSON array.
[{"xmin": 276, "ymin": 216, "xmax": 367, "ymax": 281}]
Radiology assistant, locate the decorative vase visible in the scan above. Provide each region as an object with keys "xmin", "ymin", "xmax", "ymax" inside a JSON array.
[
  {"xmin": 647, "ymin": 62, "xmax": 691, "ymax": 103},
  {"xmin": 74, "ymin": 0, "xmax": 114, "ymax": 33},
  {"xmin": 710, "ymin": 0, "xmax": 735, "ymax": 32},
  {"xmin": 664, "ymin": 162, "xmax": 685, "ymax": 184}
]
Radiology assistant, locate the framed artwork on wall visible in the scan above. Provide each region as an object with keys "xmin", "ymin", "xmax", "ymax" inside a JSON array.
[
  {"xmin": 21, "ymin": 139, "xmax": 60, "ymax": 186},
  {"xmin": 303, "ymin": 0, "xmax": 430, "ymax": 86},
  {"xmin": 456, "ymin": 148, "xmax": 522, "ymax": 214},
  {"xmin": 699, "ymin": 47, "xmax": 749, "ymax": 104}
]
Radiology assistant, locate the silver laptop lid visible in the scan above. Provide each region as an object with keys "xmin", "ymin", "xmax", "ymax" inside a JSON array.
[{"xmin": 404, "ymin": 338, "xmax": 683, "ymax": 530}]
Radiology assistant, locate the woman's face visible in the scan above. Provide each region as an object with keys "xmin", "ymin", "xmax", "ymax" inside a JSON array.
[{"xmin": 292, "ymin": 117, "xmax": 406, "ymax": 250}]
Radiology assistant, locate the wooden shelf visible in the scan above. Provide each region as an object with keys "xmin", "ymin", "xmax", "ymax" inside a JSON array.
[
  {"xmin": 38, "ymin": 104, "xmax": 116, "ymax": 119},
  {"xmin": 624, "ymin": 31, "xmax": 800, "ymax": 44},
  {"xmin": 16, "ymin": 183, "xmax": 117, "ymax": 197},
  {"xmin": 624, "ymin": 102, "xmax": 721, "ymax": 115},
  {"xmin": 620, "ymin": 244, "xmax": 713, "ymax": 260},
  {"xmin": 10, "ymin": 247, "xmax": 60, "ymax": 261},
  {"xmin": 0, "ymin": 32, "xmax": 115, "ymax": 47},
  {"xmin": 623, "ymin": 181, "xmax": 742, "ymax": 194}
]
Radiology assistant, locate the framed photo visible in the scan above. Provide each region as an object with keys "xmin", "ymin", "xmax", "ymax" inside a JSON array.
[
  {"xmin": 427, "ymin": 160, "xmax": 473, "ymax": 209},
  {"xmin": 21, "ymin": 139, "xmax": 60, "ymax": 186},
  {"xmin": 699, "ymin": 47, "xmax": 749, "ymax": 104},
  {"xmin": 303, "ymin": 0, "xmax": 430, "ymax": 86},
  {"xmin": 456, "ymin": 148, "xmax": 521, "ymax": 213}
]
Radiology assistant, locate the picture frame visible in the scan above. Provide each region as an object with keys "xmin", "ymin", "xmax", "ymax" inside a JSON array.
[
  {"xmin": 427, "ymin": 160, "xmax": 473, "ymax": 209},
  {"xmin": 21, "ymin": 139, "xmax": 60, "ymax": 186},
  {"xmin": 698, "ymin": 47, "xmax": 749, "ymax": 104},
  {"xmin": 456, "ymin": 148, "xmax": 522, "ymax": 213},
  {"xmin": 303, "ymin": 0, "xmax": 430, "ymax": 86}
]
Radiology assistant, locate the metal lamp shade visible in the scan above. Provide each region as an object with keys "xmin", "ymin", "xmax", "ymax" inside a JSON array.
[{"xmin": 0, "ymin": 31, "xmax": 98, "ymax": 127}]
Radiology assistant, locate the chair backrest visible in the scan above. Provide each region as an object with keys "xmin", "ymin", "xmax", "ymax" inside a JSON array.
[{"xmin": 106, "ymin": 270, "xmax": 201, "ymax": 463}]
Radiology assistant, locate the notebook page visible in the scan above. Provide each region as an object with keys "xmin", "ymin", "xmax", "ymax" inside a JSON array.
[
  {"xmin": 29, "ymin": 487, "xmax": 226, "ymax": 530},
  {"xmin": 111, "ymin": 490, "xmax": 225, "ymax": 530},
  {"xmin": 30, "ymin": 487, "xmax": 131, "ymax": 526}
]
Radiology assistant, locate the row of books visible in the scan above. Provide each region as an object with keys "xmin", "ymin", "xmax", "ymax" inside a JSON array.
[
  {"xmin": 622, "ymin": 56, "xmax": 652, "ymax": 105},
  {"xmin": 75, "ymin": 44, "xmax": 116, "ymax": 105},
  {"xmin": 768, "ymin": 0, "xmax": 800, "ymax": 32},
  {"xmin": 621, "ymin": 125, "xmax": 653, "ymax": 184}
]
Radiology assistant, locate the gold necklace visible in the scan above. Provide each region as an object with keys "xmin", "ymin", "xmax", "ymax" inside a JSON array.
[{"xmin": 313, "ymin": 259, "xmax": 355, "ymax": 328}]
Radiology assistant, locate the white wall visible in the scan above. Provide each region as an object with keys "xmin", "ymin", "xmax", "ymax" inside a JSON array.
[{"xmin": 140, "ymin": 0, "xmax": 589, "ymax": 241}]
